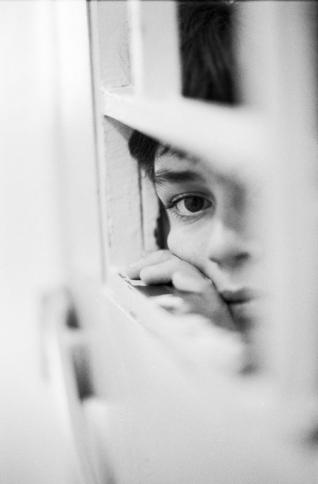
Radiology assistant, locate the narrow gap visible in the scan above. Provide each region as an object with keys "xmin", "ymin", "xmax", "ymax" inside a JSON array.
[
  {"xmin": 314, "ymin": 1, "xmax": 318, "ymax": 140},
  {"xmin": 155, "ymin": 201, "xmax": 169, "ymax": 250},
  {"xmin": 65, "ymin": 306, "xmax": 80, "ymax": 329},
  {"xmin": 72, "ymin": 348, "xmax": 95, "ymax": 401},
  {"xmin": 86, "ymin": 1, "xmax": 108, "ymax": 282},
  {"xmin": 138, "ymin": 166, "xmax": 145, "ymax": 251}
]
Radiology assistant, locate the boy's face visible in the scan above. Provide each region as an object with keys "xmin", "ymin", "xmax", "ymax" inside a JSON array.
[{"xmin": 154, "ymin": 152, "xmax": 260, "ymax": 329}]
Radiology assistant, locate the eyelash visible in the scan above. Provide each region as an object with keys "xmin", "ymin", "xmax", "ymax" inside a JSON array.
[{"xmin": 165, "ymin": 193, "xmax": 215, "ymax": 220}]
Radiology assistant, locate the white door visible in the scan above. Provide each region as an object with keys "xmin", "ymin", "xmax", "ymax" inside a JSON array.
[{"xmin": 45, "ymin": 2, "xmax": 318, "ymax": 483}]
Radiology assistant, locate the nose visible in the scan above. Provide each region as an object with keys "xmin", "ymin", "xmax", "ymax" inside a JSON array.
[{"xmin": 207, "ymin": 220, "xmax": 251, "ymax": 270}]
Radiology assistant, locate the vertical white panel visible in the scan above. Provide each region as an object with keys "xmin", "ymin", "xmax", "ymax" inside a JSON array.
[
  {"xmin": 69, "ymin": 1, "xmax": 318, "ymax": 481},
  {"xmin": 89, "ymin": 0, "xmax": 142, "ymax": 271},
  {"xmin": 141, "ymin": 171, "xmax": 160, "ymax": 252},
  {"xmin": 54, "ymin": 0, "xmax": 103, "ymax": 281},
  {"xmin": 89, "ymin": 1, "xmax": 148, "ymax": 268},
  {"xmin": 0, "ymin": 1, "xmax": 78, "ymax": 483},
  {"xmin": 89, "ymin": 0, "xmax": 130, "ymax": 90},
  {"xmin": 239, "ymin": 1, "xmax": 318, "ymax": 434},
  {"xmin": 128, "ymin": 0, "xmax": 181, "ymax": 98},
  {"xmin": 102, "ymin": 118, "xmax": 144, "ymax": 267}
]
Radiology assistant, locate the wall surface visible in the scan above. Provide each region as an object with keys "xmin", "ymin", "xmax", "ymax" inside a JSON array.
[{"xmin": 0, "ymin": 2, "xmax": 77, "ymax": 483}]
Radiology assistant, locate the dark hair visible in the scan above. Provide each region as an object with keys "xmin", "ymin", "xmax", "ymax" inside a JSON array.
[{"xmin": 128, "ymin": 1, "xmax": 237, "ymax": 179}]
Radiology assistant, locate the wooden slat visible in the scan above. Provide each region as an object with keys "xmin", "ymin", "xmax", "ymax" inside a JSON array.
[
  {"xmin": 269, "ymin": 3, "xmax": 318, "ymax": 429},
  {"xmin": 128, "ymin": 0, "xmax": 181, "ymax": 98},
  {"xmin": 107, "ymin": 270, "xmax": 244, "ymax": 366},
  {"xmin": 102, "ymin": 118, "xmax": 144, "ymax": 267},
  {"xmin": 239, "ymin": 1, "xmax": 318, "ymax": 437},
  {"xmin": 88, "ymin": 2, "xmax": 145, "ymax": 270},
  {"xmin": 70, "ymin": 271, "xmax": 318, "ymax": 484},
  {"xmin": 89, "ymin": 0, "xmax": 130, "ymax": 89},
  {"xmin": 103, "ymin": 87, "xmax": 264, "ymax": 178},
  {"xmin": 53, "ymin": 0, "xmax": 103, "ymax": 280}
]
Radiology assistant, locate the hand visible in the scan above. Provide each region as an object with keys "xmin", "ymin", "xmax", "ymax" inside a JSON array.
[
  {"xmin": 126, "ymin": 249, "xmax": 212, "ymax": 293},
  {"xmin": 125, "ymin": 250, "xmax": 234, "ymax": 329}
]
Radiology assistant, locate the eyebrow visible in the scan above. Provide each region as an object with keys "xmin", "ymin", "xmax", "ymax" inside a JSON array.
[{"xmin": 154, "ymin": 169, "xmax": 205, "ymax": 186}]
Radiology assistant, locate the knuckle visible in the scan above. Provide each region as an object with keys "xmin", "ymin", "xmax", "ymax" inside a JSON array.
[
  {"xmin": 140, "ymin": 266, "xmax": 156, "ymax": 283},
  {"xmin": 140, "ymin": 266, "xmax": 151, "ymax": 279}
]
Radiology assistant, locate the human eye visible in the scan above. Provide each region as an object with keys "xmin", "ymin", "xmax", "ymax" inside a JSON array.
[{"xmin": 166, "ymin": 193, "xmax": 215, "ymax": 220}]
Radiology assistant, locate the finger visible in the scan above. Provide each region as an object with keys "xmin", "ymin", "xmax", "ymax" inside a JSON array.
[
  {"xmin": 169, "ymin": 251, "xmax": 210, "ymax": 279},
  {"xmin": 125, "ymin": 250, "xmax": 172, "ymax": 279},
  {"xmin": 175, "ymin": 276, "xmax": 235, "ymax": 329},
  {"xmin": 172, "ymin": 271, "xmax": 212, "ymax": 293},
  {"xmin": 169, "ymin": 252, "xmax": 222, "ymax": 289},
  {"xmin": 139, "ymin": 259, "xmax": 180, "ymax": 284},
  {"xmin": 140, "ymin": 259, "xmax": 206, "ymax": 285}
]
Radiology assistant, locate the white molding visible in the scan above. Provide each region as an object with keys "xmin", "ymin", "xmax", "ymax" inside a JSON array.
[
  {"xmin": 103, "ymin": 87, "xmax": 265, "ymax": 178},
  {"xmin": 128, "ymin": 0, "xmax": 181, "ymax": 98}
]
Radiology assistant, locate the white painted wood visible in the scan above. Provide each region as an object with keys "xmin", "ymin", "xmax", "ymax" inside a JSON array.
[
  {"xmin": 102, "ymin": 117, "xmax": 144, "ymax": 267},
  {"xmin": 57, "ymin": 1, "xmax": 318, "ymax": 481},
  {"xmin": 85, "ymin": 1, "xmax": 109, "ymax": 281},
  {"xmin": 238, "ymin": 1, "xmax": 318, "ymax": 437},
  {"xmin": 43, "ymin": 290, "xmax": 99, "ymax": 484},
  {"xmin": 68, "ymin": 273, "xmax": 318, "ymax": 484},
  {"xmin": 88, "ymin": 0, "xmax": 136, "ymax": 278},
  {"xmin": 128, "ymin": 0, "xmax": 181, "ymax": 98},
  {"xmin": 89, "ymin": 1, "xmax": 146, "ymax": 269},
  {"xmin": 0, "ymin": 2, "xmax": 85, "ymax": 483},
  {"xmin": 103, "ymin": 87, "xmax": 264, "ymax": 178},
  {"xmin": 54, "ymin": 0, "xmax": 103, "ymax": 281},
  {"xmin": 89, "ymin": 0, "xmax": 130, "ymax": 89},
  {"xmin": 107, "ymin": 271, "xmax": 244, "ymax": 368}
]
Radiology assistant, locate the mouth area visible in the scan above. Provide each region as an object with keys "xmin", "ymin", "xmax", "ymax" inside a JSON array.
[{"xmin": 219, "ymin": 289, "xmax": 256, "ymax": 332}]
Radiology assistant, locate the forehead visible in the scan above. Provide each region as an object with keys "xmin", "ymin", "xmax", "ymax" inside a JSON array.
[{"xmin": 154, "ymin": 152, "xmax": 215, "ymax": 180}]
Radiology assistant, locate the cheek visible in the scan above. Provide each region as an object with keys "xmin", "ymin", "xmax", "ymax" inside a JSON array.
[{"xmin": 167, "ymin": 224, "xmax": 207, "ymax": 265}]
